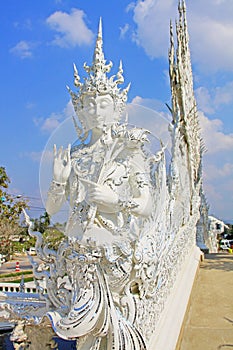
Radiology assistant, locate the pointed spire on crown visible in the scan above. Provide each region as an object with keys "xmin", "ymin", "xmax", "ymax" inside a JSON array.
[
  {"xmin": 67, "ymin": 18, "xmax": 130, "ymax": 133},
  {"xmin": 84, "ymin": 18, "xmax": 113, "ymax": 77}
]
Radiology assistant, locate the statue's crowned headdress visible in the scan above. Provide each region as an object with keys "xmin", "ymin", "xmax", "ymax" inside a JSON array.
[{"xmin": 68, "ymin": 18, "xmax": 130, "ymax": 133}]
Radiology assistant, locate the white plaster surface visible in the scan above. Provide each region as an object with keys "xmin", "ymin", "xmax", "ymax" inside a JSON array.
[{"xmin": 149, "ymin": 245, "xmax": 202, "ymax": 350}]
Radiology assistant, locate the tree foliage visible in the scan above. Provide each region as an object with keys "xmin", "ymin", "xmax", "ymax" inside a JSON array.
[
  {"xmin": 0, "ymin": 167, "xmax": 28, "ymax": 257},
  {"xmin": 0, "ymin": 167, "xmax": 65, "ymax": 256},
  {"xmin": 43, "ymin": 227, "xmax": 65, "ymax": 250},
  {"xmin": 31, "ymin": 212, "xmax": 65, "ymax": 250},
  {"xmin": 32, "ymin": 211, "xmax": 50, "ymax": 233}
]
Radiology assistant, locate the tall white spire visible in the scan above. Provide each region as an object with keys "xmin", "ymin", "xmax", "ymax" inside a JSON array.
[{"xmin": 169, "ymin": 0, "xmax": 202, "ymax": 183}]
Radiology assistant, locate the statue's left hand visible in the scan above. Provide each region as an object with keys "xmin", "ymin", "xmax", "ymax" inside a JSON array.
[{"xmin": 81, "ymin": 179, "xmax": 118, "ymax": 207}]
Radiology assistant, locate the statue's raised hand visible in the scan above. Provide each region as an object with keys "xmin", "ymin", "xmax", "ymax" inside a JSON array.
[{"xmin": 53, "ymin": 144, "xmax": 71, "ymax": 184}]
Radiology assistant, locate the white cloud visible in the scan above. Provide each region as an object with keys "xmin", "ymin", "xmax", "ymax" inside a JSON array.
[
  {"xmin": 63, "ymin": 99, "xmax": 75, "ymax": 117},
  {"xmin": 131, "ymin": 0, "xmax": 175, "ymax": 58},
  {"xmin": 34, "ymin": 112, "xmax": 62, "ymax": 133},
  {"xmin": 126, "ymin": 2, "xmax": 136, "ymax": 13},
  {"xmin": 189, "ymin": 13, "xmax": 233, "ymax": 72},
  {"xmin": 204, "ymin": 171, "xmax": 232, "ymax": 221},
  {"xmin": 120, "ymin": 24, "xmax": 130, "ymax": 39},
  {"xmin": 199, "ymin": 110, "xmax": 233, "ymax": 219},
  {"xmin": 13, "ymin": 19, "xmax": 32, "ymax": 30},
  {"xmin": 131, "ymin": 95, "xmax": 167, "ymax": 112},
  {"xmin": 195, "ymin": 87, "xmax": 215, "ymax": 114},
  {"xmin": 41, "ymin": 117, "xmax": 61, "ymax": 132},
  {"xmin": 195, "ymin": 81, "xmax": 233, "ymax": 115},
  {"xmin": 199, "ymin": 112, "xmax": 233, "ymax": 154},
  {"xmin": 10, "ymin": 40, "xmax": 34, "ymax": 59},
  {"xmin": 203, "ymin": 162, "xmax": 233, "ymax": 182},
  {"xmin": 214, "ymin": 82, "xmax": 233, "ymax": 107},
  {"xmin": 46, "ymin": 8, "xmax": 94, "ymax": 48},
  {"xmin": 129, "ymin": 0, "xmax": 233, "ymax": 72},
  {"xmin": 34, "ymin": 101, "xmax": 75, "ymax": 134},
  {"xmin": 33, "ymin": 117, "xmax": 43, "ymax": 127}
]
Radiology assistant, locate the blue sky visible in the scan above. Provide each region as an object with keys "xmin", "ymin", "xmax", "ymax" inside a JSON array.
[{"xmin": 1, "ymin": 0, "xmax": 233, "ymax": 223}]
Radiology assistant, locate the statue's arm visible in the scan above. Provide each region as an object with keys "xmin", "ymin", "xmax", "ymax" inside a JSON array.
[
  {"xmin": 46, "ymin": 144, "xmax": 71, "ymax": 216},
  {"xmin": 46, "ymin": 181, "xmax": 67, "ymax": 216},
  {"xmin": 82, "ymin": 174, "xmax": 152, "ymax": 217}
]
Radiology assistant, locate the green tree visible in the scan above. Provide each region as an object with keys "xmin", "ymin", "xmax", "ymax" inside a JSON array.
[
  {"xmin": 43, "ymin": 227, "xmax": 65, "ymax": 250},
  {"xmin": 31, "ymin": 212, "xmax": 65, "ymax": 251},
  {"xmin": 32, "ymin": 211, "xmax": 50, "ymax": 233},
  {"xmin": 0, "ymin": 167, "xmax": 28, "ymax": 258}
]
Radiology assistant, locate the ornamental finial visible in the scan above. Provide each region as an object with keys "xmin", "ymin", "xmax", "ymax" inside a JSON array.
[{"xmin": 84, "ymin": 17, "xmax": 113, "ymax": 76}]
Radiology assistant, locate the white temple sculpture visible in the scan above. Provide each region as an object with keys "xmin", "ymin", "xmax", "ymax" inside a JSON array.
[
  {"xmin": 0, "ymin": 2, "xmax": 208, "ymax": 349},
  {"xmin": 207, "ymin": 216, "xmax": 228, "ymax": 253}
]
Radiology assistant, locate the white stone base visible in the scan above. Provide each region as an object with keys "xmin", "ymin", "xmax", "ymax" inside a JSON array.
[{"xmin": 148, "ymin": 245, "xmax": 202, "ymax": 350}]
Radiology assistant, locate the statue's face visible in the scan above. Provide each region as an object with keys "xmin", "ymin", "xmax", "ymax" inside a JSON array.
[{"xmin": 81, "ymin": 94, "xmax": 115, "ymax": 131}]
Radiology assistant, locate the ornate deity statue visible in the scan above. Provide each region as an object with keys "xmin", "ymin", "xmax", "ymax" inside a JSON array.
[
  {"xmin": 46, "ymin": 20, "xmax": 152, "ymax": 247},
  {"xmin": 2, "ymin": 3, "xmax": 206, "ymax": 350},
  {"xmin": 43, "ymin": 19, "xmax": 158, "ymax": 349}
]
